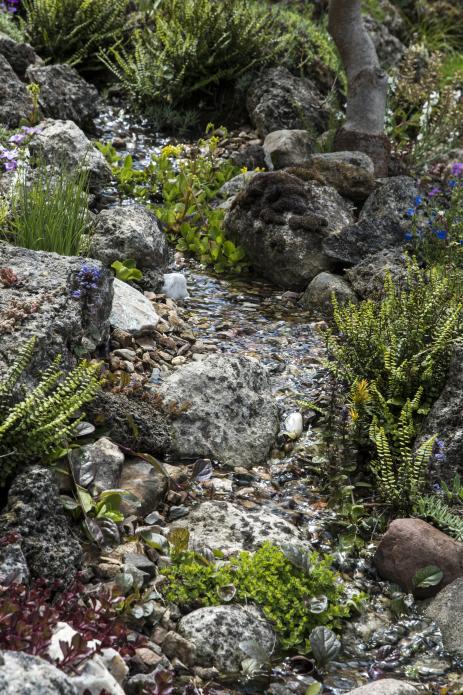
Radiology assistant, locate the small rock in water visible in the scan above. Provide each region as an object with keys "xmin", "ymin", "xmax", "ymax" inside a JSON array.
[
  {"xmin": 162, "ymin": 273, "xmax": 189, "ymax": 300},
  {"xmin": 283, "ymin": 412, "xmax": 304, "ymax": 439}
]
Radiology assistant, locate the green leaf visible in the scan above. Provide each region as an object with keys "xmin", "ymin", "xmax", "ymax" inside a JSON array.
[
  {"xmin": 140, "ymin": 530, "xmax": 169, "ymax": 553},
  {"xmin": 309, "ymin": 626, "xmax": 341, "ymax": 666},
  {"xmin": 305, "ymin": 683, "xmax": 322, "ymax": 695},
  {"xmin": 412, "ymin": 565, "xmax": 443, "ymax": 588},
  {"xmin": 76, "ymin": 485, "xmax": 94, "ymax": 514}
]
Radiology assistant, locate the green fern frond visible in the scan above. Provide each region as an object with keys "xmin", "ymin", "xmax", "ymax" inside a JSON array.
[{"xmin": 0, "ymin": 340, "xmax": 101, "ymax": 487}]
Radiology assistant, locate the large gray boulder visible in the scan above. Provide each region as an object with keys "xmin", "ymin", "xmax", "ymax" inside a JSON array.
[
  {"xmin": 85, "ymin": 391, "xmax": 171, "ymax": 455},
  {"xmin": 360, "ymin": 176, "xmax": 418, "ymax": 224},
  {"xmin": 345, "ymin": 680, "xmax": 418, "ymax": 695},
  {"xmin": 263, "ymin": 129, "xmax": 314, "ymax": 170},
  {"xmin": 0, "ymin": 54, "xmax": 33, "ymax": 127},
  {"xmin": 424, "ymin": 577, "xmax": 463, "ymax": 657},
  {"xmin": 0, "ymin": 243, "xmax": 113, "ymax": 374},
  {"xmin": 170, "ymin": 500, "xmax": 311, "ymax": 554},
  {"xmin": 90, "ymin": 205, "xmax": 170, "ymax": 282},
  {"xmin": 0, "ymin": 651, "xmax": 78, "ymax": 695},
  {"xmin": 225, "ymin": 171, "xmax": 354, "ymax": 289},
  {"xmin": 0, "ymin": 33, "xmax": 41, "ymax": 78},
  {"xmin": 322, "ymin": 217, "xmax": 405, "ymax": 269},
  {"xmin": 29, "ymin": 119, "xmax": 112, "ymax": 191},
  {"xmin": 178, "ymin": 605, "xmax": 275, "ymax": 672},
  {"xmin": 26, "ymin": 64, "xmax": 99, "ymax": 130},
  {"xmin": 160, "ymin": 353, "xmax": 279, "ymax": 468},
  {"xmin": 297, "ymin": 151, "xmax": 376, "ymax": 201},
  {"xmin": 247, "ymin": 66, "xmax": 328, "ymax": 138},
  {"xmin": 420, "ymin": 344, "xmax": 463, "ymax": 482},
  {"xmin": 346, "ymin": 248, "xmax": 408, "ymax": 298},
  {"xmin": 0, "ymin": 465, "xmax": 82, "ymax": 583}
]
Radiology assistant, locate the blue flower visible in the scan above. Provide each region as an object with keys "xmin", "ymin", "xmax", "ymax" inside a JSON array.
[
  {"xmin": 71, "ymin": 290, "xmax": 82, "ymax": 299},
  {"xmin": 414, "ymin": 195, "xmax": 423, "ymax": 206},
  {"xmin": 435, "ymin": 230, "xmax": 448, "ymax": 240},
  {"xmin": 449, "ymin": 180, "xmax": 457, "ymax": 188},
  {"xmin": 404, "ymin": 231, "xmax": 413, "ymax": 241},
  {"xmin": 406, "ymin": 208, "xmax": 415, "ymax": 217}
]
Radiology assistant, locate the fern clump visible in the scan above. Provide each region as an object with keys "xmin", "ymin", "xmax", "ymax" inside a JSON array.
[
  {"xmin": 0, "ymin": 337, "xmax": 101, "ymax": 486},
  {"xmin": 325, "ymin": 258, "xmax": 463, "ymax": 509},
  {"xmin": 100, "ymin": 0, "xmax": 278, "ymax": 108},
  {"xmin": 23, "ymin": 0, "xmax": 129, "ymax": 72},
  {"xmin": 414, "ymin": 495, "xmax": 463, "ymax": 541}
]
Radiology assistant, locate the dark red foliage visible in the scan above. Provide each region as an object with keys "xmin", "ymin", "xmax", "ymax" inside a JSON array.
[
  {"xmin": 0, "ymin": 578, "xmax": 139, "ymax": 673},
  {"xmin": 0, "ymin": 532, "xmax": 22, "ymax": 547},
  {"xmin": 0, "ymin": 267, "xmax": 18, "ymax": 287}
]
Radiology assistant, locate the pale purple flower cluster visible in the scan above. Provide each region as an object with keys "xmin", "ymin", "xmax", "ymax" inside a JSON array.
[
  {"xmin": 71, "ymin": 265, "xmax": 102, "ymax": 300},
  {"xmin": 0, "ymin": 0, "xmax": 20, "ymax": 13},
  {"xmin": 0, "ymin": 126, "xmax": 40, "ymax": 172}
]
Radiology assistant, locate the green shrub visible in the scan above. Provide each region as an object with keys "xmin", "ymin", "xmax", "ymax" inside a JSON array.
[
  {"xmin": 98, "ymin": 130, "xmax": 248, "ymax": 273},
  {"xmin": 162, "ymin": 542, "xmax": 363, "ymax": 653},
  {"xmin": 325, "ymin": 259, "xmax": 463, "ymax": 508},
  {"xmin": 23, "ymin": 0, "xmax": 129, "ymax": 71},
  {"xmin": 100, "ymin": 0, "xmax": 278, "ymax": 107},
  {"xmin": 0, "ymin": 337, "xmax": 101, "ymax": 487},
  {"xmin": 0, "ymin": 10, "xmax": 24, "ymax": 41},
  {"xmin": 387, "ymin": 45, "xmax": 463, "ymax": 169},
  {"xmin": 414, "ymin": 495, "xmax": 463, "ymax": 541},
  {"xmin": 9, "ymin": 163, "xmax": 91, "ymax": 256}
]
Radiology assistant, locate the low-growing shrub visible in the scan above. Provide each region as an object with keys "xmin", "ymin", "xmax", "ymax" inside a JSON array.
[
  {"xmin": 387, "ymin": 45, "xmax": 463, "ymax": 169},
  {"xmin": 0, "ymin": 8, "xmax": 24, "ymax": 41},
  {"xmin": 23, "ymin": 0, "xmax": 129, "ymax": 72},
  {"xmin": 162, "ymin": 541, "xmax": 363, "ymax": 653},
  {"xmin": 8, "ymin": 162, "xmax": 91, "ymax": 256},
  {"xmin": 98, "ymin": 130, "xmax": 248, "ymax": 273}
]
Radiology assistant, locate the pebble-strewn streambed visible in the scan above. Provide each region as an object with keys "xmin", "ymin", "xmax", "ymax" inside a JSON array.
[{"xmin": 95, "ymin": 104, "xmax": 460, "ymax": 693}]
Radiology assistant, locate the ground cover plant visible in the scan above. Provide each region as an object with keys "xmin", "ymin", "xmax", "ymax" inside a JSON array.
[
  {"xmin": 98, "ymin": 129, "xmax": 248, "ymax": 272},
  {"xmin": 162, "ymin": 540, "xmax": 364, "ymax": 654}
]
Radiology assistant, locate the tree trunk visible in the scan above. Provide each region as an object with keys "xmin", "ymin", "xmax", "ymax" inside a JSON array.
[{"xmin": 328, "ymin": 0, "xmax": 390, "ymax": 175}]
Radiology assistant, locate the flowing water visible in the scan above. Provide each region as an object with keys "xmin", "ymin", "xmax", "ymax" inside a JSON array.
[{"xmin": 95, "ymin": 104, "xmax": 460, "ymax": 693}]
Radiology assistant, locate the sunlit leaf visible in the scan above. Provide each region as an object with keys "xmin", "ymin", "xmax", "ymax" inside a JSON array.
[{"xmin": 413, "ymin": 565, "xmax": 443, "ymax": 588}]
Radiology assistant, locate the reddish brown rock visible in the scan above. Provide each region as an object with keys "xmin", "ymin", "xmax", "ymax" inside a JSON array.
[{"xmin": 374, "ymin": 518, "xmax": 463, "ymax": 598}]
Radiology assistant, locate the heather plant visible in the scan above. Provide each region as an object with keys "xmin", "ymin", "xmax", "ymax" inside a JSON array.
[
  {"xmin": 387, "ymin": 45, "xmax": 463, "ymax": 169},
  {"xmin": 98, "ymin": 130, "xmax": 248, "ymax": 273},
  {"xmin": 0, "ymin": 337, "xmax": 101, "ymax": 487},
  {"xmin": 0, "ymin": 4, "xmax": 23, "ymax": 40},
  {"xmin": 23, "ymin": 0, "xmax": 129, "ymax": 72},
  {"xmin": 8, "ymin": 162, "xmax": 91, "ymax": 256}
]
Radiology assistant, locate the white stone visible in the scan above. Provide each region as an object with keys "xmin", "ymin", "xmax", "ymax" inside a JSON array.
[
  {"xmin": 110, "ymin": 278, "xmax": 160, "ymax": 335},
  {"xmin": 162, "ymin": 272, "xmax": 189, "ymax": 300},
  {"xmin": 283, "ymin": 412, "xmax": 303, "ymax": 438}
]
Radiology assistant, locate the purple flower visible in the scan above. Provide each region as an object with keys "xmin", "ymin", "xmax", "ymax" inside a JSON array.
[
  {"xmin": 8, "ymin": 133, "xmax": 25, "ymax": 145},
  {"xmin": 71, "ymin": 290, "xmax": 82, "ymax": 299},
  {"xmin": 0, "ymin": 149, "xmax": 19, "ymax": 161},
  {"xmin": 451, "ymin": 162, "xmax": 463, "ymax": 177},
  {"xmin": 21, "ymin": 126, "xmax": 40, "ymax": 135},
  {"xmin": 4, "ymin": 160, "xmax": 17, "ymax": 171},
  {"xmin": 428, "ymin": 187, "xmax": 441, "ymax": 198}
]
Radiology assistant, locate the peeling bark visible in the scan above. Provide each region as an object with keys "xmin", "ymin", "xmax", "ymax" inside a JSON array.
[{"xmin": 328, "ymin": 0, "xmax": 390, "ymax": 175}]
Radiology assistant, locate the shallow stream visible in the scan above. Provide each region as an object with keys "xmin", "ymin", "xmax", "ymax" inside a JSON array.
[{"xmin": 95, "ymin": 104, "xmax": 460, "ymax": 694}]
